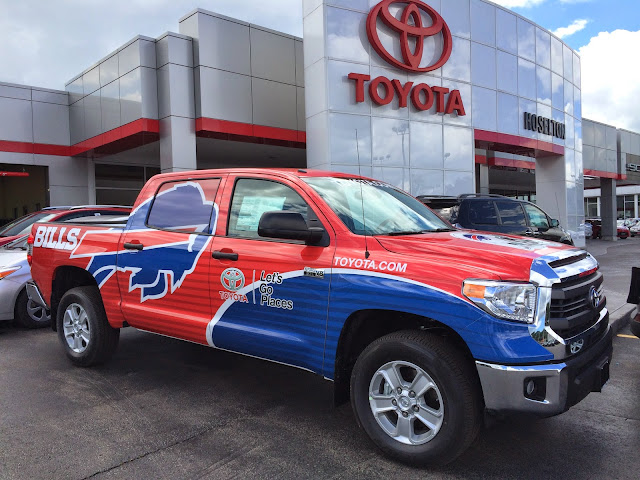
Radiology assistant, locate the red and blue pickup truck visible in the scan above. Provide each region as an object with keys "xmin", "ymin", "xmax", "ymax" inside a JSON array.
[{"xmin": 27, "ymin": 169, "xmax": 612, "ymax": 465}]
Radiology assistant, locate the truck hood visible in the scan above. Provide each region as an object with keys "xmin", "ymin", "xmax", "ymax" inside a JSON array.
[{"xmin": 375, "ymin": 230, "xmax": 578, "ymax": 281}]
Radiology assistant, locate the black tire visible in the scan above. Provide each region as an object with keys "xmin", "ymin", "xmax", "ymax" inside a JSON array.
[
  {"xmin": 350, "ymin": 331, "xmax": 482, "ymax": 466},
  {"xmin": 56, "ymin": 286, "xmax": 119, "ymax": 367},
  {"xmin": 14, "ymin": 288, "xmax": 51, "ymax": 328}
]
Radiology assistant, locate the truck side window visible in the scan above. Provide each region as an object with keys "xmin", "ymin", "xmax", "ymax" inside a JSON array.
[
  {"xmin": 468, "ymin": 201, "xmax": 498, "ymax": 225},
  {"xmin": 495, "ymin": 201, "xmax": 527, "ymax": 226},
  {"xmin": 523, "ymin": 204, "xmax": 550, "ymax": 229},
  {"xmin": 228, "ymin": 179, "xmax": 309, "ymax": 240},
  {"xmin": 147, "ymin": 179, "xmax": 221, "ymax": 234}
]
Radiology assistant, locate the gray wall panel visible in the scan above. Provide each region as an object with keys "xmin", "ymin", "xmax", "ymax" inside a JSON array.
[
  {"xmin": 0, "ymin": 84, "xmax": 31, "ymax": 100},
  {"xmin": 67, "ymin": 77, "xmax": 84, "ymax": 104},
  {"xmin": 140, "ymin": 67, "xmax": 159, "ymax": 119},
  {"xmin": 69, "ymin": 99, "xmax": 85, "ymax": 145},
  {"xmin": 33, "ymin": 102, "xmax": 70, "ymax": 145},
  {"xmin": 83, "ymin": 67, "xmax": 100, "ymax": 96},
  {"xmin": 197, "ymin": 67, "xmax": 252, "ymax": 123},
  {"xmin": 119, "ymin": 41, "xmax": 141, "ymax": 77},
  {"xmin": 196, "ymin": 14, "xmax": 251, "ymax": 75},
  {"xmin": 250, "ymin": 28, "xmax": 296, "ymax": 85},
  {"xmin": 0, "ymin": 97, "xmax": 33, "ymax": 142},
  {"xmin": 84, "ymin": 91, "xmax": 102, "ymax": 139},
  {"xmin": 101, "ymin": 80, "xmax": 121, "ymax": 132},
  {"xmin": 157, "ymin": 64, "xmax": 189, "ymax": 119},
  {"xmin": 100, "ymin": 54, "xmax": 119, "ymax": 87},
  {"xmin": 296, "ymin": 87, "xmax": 305, "ymax": 131},
  {"xmin": 295, "ymin": 41, "xmax": 304, "ymax": 87},
  {"xmin": 32, "ymin": 90, "xmax": 68, "ymax": 105},
  {"xmin": 156, "ymin": 35, "xmax": 193, "ymax": 68},
  {"xmin": 252, "ymin": 78, "xmax": 297, "ymax": 130},
  {"xmin": 140, "ymin": 39, "xmax": 157, "ymax": 69},
  {"xmin": 120, "ymin": 68, "xmax": 143, "ymax": 125}
]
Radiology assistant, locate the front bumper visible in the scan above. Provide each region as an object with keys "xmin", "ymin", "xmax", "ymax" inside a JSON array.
[{"xmin": 476, "ymin": 326, "xmax": 613, "ymax": 417}]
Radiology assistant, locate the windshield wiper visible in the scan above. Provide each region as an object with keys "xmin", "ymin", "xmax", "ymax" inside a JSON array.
[
  {"xmin": 427, "ymin": 228, "xmax": 456, "ymax": 232},
  {"xmin": 384, "ymin": 230, "xmax": 426, "ymax": 236}
]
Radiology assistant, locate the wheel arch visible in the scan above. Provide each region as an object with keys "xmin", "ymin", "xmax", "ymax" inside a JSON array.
[
  {"xmin": 50, "ymin": 266, "xmax": 99, "ymax": 331},
  {"xmin": 332, "ymin": 309, "xmax": 479, "ymax": 406}
]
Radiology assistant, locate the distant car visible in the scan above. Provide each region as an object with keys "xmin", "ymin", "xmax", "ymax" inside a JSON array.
[
  {"xmin": 583, "ymin": 222, "xmax": 593, "ymax": 239},
  {"xmin": 0, "ymin": 205, "xmax": 131, "ymax": 247},
  {"xmin": 631, "ymin": 223, "xmax": 640, "ymax": 237},
  {"xmin": 617, "ymin": 220, "xmax": 630, "ymax": 239},
  {"xmin": 0, "ymin": 212, "xmax": 130, "ymax": 328},
  {"xmin": 587, "ymin": 219, "xmax": 629, "ymax": 239},
  {"xmin": 418, "ymin": 194, "xmax": 574, "ymax": 245}
]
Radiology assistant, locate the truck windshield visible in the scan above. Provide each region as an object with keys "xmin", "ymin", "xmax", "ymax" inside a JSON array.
[{"xmin": 304, "ymin": 177, "xmax": 453, "ymax": 236}]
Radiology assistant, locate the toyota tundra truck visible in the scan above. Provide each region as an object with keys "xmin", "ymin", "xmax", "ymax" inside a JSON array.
[{"xmin": 27, "ymin": 169, "xmax": 612, "ymax": 466}]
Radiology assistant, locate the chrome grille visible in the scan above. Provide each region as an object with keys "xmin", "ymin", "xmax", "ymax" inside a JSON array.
[{"xmin": 549, "ymin": 271, "xmax": 606, "ymax": 339}]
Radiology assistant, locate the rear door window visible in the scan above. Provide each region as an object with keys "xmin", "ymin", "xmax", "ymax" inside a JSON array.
[
  {"xmin": 468, "ymin": 200, "xmax": 498, "ymax": 225},
  {"xmin": 495, "ymin": 201, "xmax": 527, "ymax": 226},
  {"xmin": 146, "ymin": 179, "xmax": 221, "ymax": 234}
]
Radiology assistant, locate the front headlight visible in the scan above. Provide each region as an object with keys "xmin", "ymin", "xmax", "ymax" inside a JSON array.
[
  {"xmin": 0, "ymin": 266, "xmax": 21, "ymax": 280},
  {"xmin": 463, "ymin": 280, "xmax": 537, "ymax": 323}
]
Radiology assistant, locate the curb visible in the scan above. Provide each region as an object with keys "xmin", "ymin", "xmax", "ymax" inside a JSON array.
[{"xmin": 609, "ymin": 303, "xmax": 636, "ymax": 334}]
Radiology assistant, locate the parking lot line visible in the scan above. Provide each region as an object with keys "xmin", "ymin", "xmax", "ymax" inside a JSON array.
[{"xmin": 617, "ymin": 334, "xmax": 638, "ymax": 339}]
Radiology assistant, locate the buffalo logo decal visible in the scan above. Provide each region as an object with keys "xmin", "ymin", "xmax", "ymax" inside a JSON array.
[{"xmin": 69, "ymin": 182, "xmax": 217, "ymax": 302}]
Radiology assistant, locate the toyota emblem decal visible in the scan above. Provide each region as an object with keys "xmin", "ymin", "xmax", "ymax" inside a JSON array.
[
  {"xmin": 366, "ymin": 0, "xmax": 453, "ymax": 73},
  {"xmin": 221, "ymin": 268, "xmax": 245, "ymax": 292}
]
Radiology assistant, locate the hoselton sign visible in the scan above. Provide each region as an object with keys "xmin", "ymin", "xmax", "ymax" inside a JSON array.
[{"xmin": 348, "ymin": 0, "xmax": 465, "ymax": 116}]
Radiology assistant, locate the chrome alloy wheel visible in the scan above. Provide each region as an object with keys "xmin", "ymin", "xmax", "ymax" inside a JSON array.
[
  {"xmin": 27, "ymin": 298, "xmax": 50, "ymax": 323},
  {"xmin": 62, "ymin": 303, "xmax": 90, "ymax": 353},
  {"xmin": 368, "ymin": 361, "xmax": 444, "ymax": 446}
]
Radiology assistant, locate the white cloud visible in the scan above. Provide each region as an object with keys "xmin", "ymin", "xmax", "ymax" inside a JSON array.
[
  {"xmin": 553, "ymin": 19, "xmax": 589, "ymax": 38},
  {"xmin": 580, "ymin": 29, "xmax": 640, "ymax": 132},
  {"xmin": 490, "ymin": 0, "xmax": 546, "ymax": 8}
]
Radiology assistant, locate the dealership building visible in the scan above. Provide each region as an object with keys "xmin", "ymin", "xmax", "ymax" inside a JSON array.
[{"xmin": 0, "ymin": 0, "xmax": 637, "ymax": 246}]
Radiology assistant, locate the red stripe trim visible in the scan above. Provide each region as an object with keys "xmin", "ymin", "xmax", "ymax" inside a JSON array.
[
  {"xmin": 0, "ymin": 118, "xmax": 160, "ymax": 157},
  {"xmin": 196, "ymin": 117, "xmax": 306, "ymax": 145},
  {"xmin": 474, "ymin": 129, "xmax": 565, "ymax": 156},
  {"xmin": 0, "ymin": 171, "xmax": 29, "ymax": 177},
  {"xmin": 583, "ymin": 169, "xmax": 626, "ymax": 180}
]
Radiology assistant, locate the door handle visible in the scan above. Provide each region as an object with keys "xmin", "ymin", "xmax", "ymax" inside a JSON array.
[
  {"xmin": 212, "ymin": 251, "xmax": 238, "ymax": 261},
  {"xmin": 124, "ymin": 242, "xmax": 144, "ymax": 251}
]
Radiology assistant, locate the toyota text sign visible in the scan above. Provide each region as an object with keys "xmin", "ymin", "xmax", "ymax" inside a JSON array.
[{"xmin": 348, "ymin": 0, "xmax": 465, "ymax": 117}]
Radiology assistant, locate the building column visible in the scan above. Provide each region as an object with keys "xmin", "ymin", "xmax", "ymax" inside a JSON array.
[
  {"xmin": 600, "ymin": 178, "xmax": 617, "ymax": 241},
  {"xmin": 156, "ymin": 33, "xmax": 197, "ymax": 173},
  {"xmin": 477, "ymin": 162, "xmax": 490, "ymax": 194}
]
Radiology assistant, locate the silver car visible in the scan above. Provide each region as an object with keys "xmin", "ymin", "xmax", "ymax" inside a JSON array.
[{"xmin": 0, "ymin": 235, "xmax": 50, "ymax": 328}]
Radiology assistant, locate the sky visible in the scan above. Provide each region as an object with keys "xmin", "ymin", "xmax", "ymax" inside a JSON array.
[{"xmin": 0, "ymin": 0, "xmax": 638, "ymax": 131}]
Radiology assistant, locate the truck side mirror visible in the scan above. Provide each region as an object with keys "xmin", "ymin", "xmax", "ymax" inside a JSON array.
[
  {"xmin": 258, "ymin": 211, "xmax": 325, "ymax": 245},
  {"xmin": 550, "ymin": 219, "xmax": 560, "ymax": 228}
]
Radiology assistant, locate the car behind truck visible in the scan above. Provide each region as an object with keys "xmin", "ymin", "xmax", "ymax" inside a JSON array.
[{"xmin": 27, "ymin": 169, "xmax": 612, "ymax": 466}]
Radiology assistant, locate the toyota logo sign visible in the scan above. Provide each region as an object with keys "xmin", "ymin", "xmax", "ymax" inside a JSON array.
[{"xmin": 366, "ymin": 0, "xmax": 452, "ymax": 73}]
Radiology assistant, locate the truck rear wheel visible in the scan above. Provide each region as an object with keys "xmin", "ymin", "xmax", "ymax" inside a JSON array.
[
  {"xmin": 57, "ymin": 286, "xmax": 119, "ymax": 367},
  {"xmin": 350, "ymin": 331, "xmax": 482, "ymax": 466}
]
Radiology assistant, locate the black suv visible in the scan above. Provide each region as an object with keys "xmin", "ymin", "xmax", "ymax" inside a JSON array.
[{"xmin": 418, "ymin": 194, "xmax": 574, "ymax": 245}]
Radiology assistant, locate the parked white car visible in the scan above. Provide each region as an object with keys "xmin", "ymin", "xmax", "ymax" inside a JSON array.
[{"xmin": 0, "ymin": 235, "xmax": 50, "ymax": 328}]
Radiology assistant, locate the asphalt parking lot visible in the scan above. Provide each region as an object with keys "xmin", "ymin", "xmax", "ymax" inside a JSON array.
[{"xmin": 1, "ymin": 239, "xmax": 639, "ymax": 479}]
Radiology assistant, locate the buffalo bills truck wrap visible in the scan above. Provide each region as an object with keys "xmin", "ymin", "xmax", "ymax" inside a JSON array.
[{"xmin": 27, "ymin": 169, "xmax": 612, "ymax": 466}]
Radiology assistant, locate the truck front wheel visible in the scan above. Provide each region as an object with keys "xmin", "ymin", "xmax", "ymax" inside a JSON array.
[
  {"xmin": 350, "ymin": 331, "xmax": 482, "ymax": 466},
  {"xmin": 57, "ymin": 286, "xmax": 119, "ymax": 367}
]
